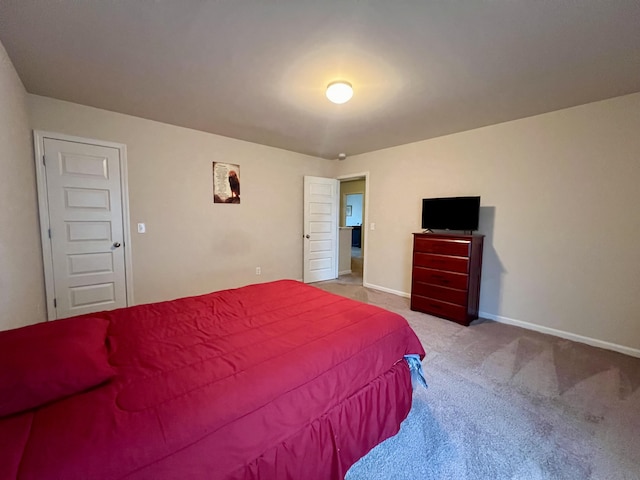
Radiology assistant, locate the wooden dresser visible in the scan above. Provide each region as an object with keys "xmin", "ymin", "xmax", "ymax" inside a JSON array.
[{"xmin": 411, "ymin": 232, "xmax": 484, "ymax": 326}]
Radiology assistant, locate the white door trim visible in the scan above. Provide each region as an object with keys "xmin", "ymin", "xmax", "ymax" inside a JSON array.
[
  {"xmin": 33, "ymin": 130, "xmax": 134, "ymax": 320},
  {"xmin": 337, "ymin": 172, "xmax": 369, "ymax": 286}
]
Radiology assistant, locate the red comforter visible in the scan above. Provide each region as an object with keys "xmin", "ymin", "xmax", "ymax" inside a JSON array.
[{"xmin": 1, "ymin": 280, "xmax": 424, "ymax": 479}]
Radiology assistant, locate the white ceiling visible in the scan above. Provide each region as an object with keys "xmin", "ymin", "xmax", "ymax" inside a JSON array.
[{"xmin": 1, "ymin": 1, "xmax": 639, "ymax": 159}]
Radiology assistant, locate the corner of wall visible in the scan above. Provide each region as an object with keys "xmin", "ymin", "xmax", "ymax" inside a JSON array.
[{"xmin": 0, "ymin": 40, "xmax": 47, "ymax": 330}]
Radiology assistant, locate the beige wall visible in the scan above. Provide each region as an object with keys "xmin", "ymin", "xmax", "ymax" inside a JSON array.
[
  {"xmin": 0, "ymin": 42, "xmax": 46, "ymax": 330},
  {"xmin": 336, "ymin": 93, "xmax": 640, "ymax": 352},
  {"xmin": 27, "ymin": 95, "xmax": 333, "ymax": 305}
]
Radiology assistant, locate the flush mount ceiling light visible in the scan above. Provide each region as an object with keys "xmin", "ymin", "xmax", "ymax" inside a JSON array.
[{"xmin": 326, "ymin": 81, "xmax": 353, "ymax": 104}]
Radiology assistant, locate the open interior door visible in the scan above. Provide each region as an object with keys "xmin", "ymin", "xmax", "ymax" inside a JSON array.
[{"xmin": 303, "ymin": 176, "xmax": 339, "ymax": 283}]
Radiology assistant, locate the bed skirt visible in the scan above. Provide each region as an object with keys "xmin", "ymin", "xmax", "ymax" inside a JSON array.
[{"xmin": 128, "ymin": 360, "xmax": 413, "ymax": 480}]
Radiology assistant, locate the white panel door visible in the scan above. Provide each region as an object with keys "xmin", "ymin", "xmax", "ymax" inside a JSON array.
[
  {"xmin": 43, "ymin": 138, "xmax": 127, "ymax": 318},
  {"xmin": 303, "ymin": 176, "xmax": 338, "ymax": 283}
]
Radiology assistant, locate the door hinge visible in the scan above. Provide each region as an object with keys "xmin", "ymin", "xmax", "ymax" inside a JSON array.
[
  {"xmin": 53, "ymin": 298, "xmax": 57, "ymax": 308},
  {"xmin": 43, "ymin": 155, "xmax": 46, "ymax": 166},
  {"xmin": 48, "ymin": 228, "xmax": 52, "ymax": 239}
]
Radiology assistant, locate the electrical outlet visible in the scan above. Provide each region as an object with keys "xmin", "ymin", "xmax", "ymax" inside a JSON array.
[
  {"xmin": 370, "ymin": 223, "xmax": 376, "ymax": 230},
  {"xmin": 137, "ymin": 223, "xmax": 146, "ymax": 234},
  {"xmin": 255, "ymin": 267, "xmax": 261, "ymax": 275}
]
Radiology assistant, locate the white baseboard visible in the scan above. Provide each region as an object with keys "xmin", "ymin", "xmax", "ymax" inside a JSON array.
[
  {"xmin": 339, "ymin": 269, "xmax": 352, "ymax": 275},
  {"xmin": 363, "ymin": 282, "xmax": 411, "ymax": 299},
  {"xmin": 479, "ymin": 311, "xmax": 640, "ymax": 359}
]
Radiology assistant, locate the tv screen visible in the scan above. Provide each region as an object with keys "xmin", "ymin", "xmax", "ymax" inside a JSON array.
[{"xmin": 421, "ymin": 196, "xmax": 480, "ymax": 231}]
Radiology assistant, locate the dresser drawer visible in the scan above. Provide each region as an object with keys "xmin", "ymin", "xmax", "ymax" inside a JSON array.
[
  {"xmin": 413, "ymin": 252, "xmax": 469, "ymax": 273},
  {"xmin": 414, "ymin": 237, "xmax": 471, "ymax": 257},
  {"xmin": 412, "ymin": 267, "xmax": 469, "ymax": 290},
  {"xmin": 411, "ymin": 282, "xmax": 467, "ymax": 306},
  {"xmin": 410, "ymin": 295, "xmax": 467, "ymax": 323}
]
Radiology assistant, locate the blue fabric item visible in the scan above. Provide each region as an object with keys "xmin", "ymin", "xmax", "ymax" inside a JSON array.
[{"xmin": 404, "ymin": 354, "xmax": 427, "ymax": 389}]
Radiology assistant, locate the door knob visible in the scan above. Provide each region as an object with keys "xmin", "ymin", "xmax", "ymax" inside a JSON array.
[
  {"xmin": 113, "ymin": 242, "xmax": 121, "ymax": 248},
  {"xmin": 305, "ymin": 235, "xmax": 310, "ymax": 239}
]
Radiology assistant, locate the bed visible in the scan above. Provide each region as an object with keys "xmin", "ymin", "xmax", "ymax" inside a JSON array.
[{"xmin": 0, "ymin": 280, "xmax": 425, "ymax": 480}]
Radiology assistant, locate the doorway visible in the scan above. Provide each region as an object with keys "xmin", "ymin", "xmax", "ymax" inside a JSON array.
[{"xmin": 338, "ymin": 174, "xmax": 368, "ymax": 286}]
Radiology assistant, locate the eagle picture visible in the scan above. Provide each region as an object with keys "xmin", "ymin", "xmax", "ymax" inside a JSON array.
[
  {"xmin": 228, "ymin": 170, "xmax": 240, "ymax": 199},
  {"xmin": 213, "ymin": 162, "xmax": 241, "ymax": 204}
]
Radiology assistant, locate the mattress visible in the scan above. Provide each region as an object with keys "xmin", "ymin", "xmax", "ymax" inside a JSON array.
[{"xmin": 0, "ymin": 280, "xmax": 424, "ymax": 479}]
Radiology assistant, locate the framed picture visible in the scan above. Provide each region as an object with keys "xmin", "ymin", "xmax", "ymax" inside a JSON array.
[
  {"xmin": 213, "ymin": 162, "xmax": 240, "ymax": 204},
  {"xmin": 346, "ymin": 205, "xmax": 352, "ymax": 216}
]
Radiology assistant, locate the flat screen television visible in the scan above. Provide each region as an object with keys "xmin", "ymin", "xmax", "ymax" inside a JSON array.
[{"xmin": 421, "ymin": 196, "xmax": 480, "ymax": 231}]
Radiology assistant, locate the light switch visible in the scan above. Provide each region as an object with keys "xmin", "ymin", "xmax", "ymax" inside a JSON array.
[
  {"xmin": 370, "ymin": 223, "xmax": 376, "ymax": 230},
  {"xmin": 137, "ymin": 223, "xmax": 146, "ymax": 234}
]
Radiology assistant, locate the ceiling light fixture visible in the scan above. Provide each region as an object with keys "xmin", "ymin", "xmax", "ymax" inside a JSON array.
[{"xmin": 326, "ymin": 81, "xmax": 353, "ymax": 104}]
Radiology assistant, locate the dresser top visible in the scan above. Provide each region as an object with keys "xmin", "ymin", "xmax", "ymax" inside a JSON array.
[{"xmin": 413, "ymin": 232, "xmax": 484, "ymax": 240}]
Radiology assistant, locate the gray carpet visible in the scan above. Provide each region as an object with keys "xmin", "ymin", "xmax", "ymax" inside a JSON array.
[{"xmin": 315, "ymin": 278, "xmax": 640, "ymax": 480}]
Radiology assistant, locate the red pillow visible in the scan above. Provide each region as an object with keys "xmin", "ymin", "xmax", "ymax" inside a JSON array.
[{"xmin": 0, "ymin": 316, "xmax": 114, "ymax": 417}]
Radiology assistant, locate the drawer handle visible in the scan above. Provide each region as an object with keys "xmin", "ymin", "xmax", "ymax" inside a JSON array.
[{"xmin": 431, "ymin": 275, "xmax": 449, "ymax": 284}]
